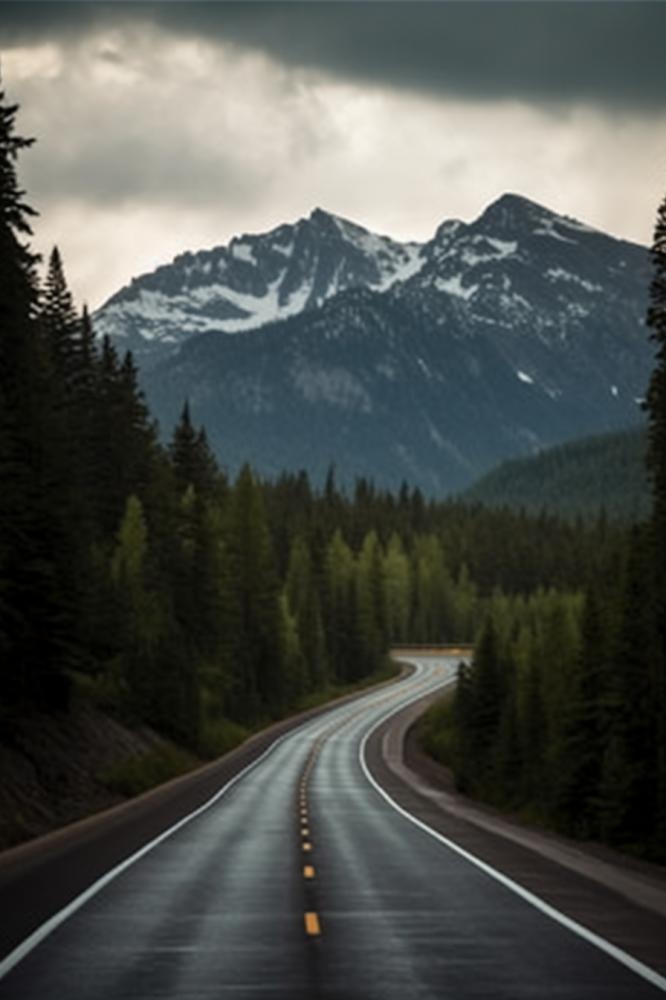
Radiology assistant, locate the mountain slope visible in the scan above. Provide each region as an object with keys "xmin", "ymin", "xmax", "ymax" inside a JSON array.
[
  {"xmin": 460, "ymin": 426, "xmax": 650, "ymax": 521},
  {"xmin": 97, "ymin": 194, "xmax": 652, "ymax": 494}
]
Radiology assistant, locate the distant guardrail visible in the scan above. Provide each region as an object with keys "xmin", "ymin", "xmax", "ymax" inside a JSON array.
[{"xmin": 390, "ymin": 644, "xmax": 474, "ymax": 658}]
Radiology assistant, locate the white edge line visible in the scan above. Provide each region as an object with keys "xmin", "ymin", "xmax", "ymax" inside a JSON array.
[
  {"xmin": 0, "ymin": 664, "xmax": 422, "ymax": 982},
  {"xmin": 0, "ymin": 726, "xmax": 299, "ymax": 982},
  {"xmin": 359, "ymin": 662, "xmax": 666, "ymax": 995}
]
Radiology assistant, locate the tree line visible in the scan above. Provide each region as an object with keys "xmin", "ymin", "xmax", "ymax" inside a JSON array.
[{"xmin": 462, "ymin": 425, "xmax": 649, "ymax": 523}]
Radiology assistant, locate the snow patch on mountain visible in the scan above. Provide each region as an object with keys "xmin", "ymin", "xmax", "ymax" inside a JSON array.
[
  {"xmin": 435, "ymin": 274, "xmax": 479, "ymax": 300},
  {"xmin": 534, "ymin": 218, "xmax": 578, "ymax": 244},
  {"xmin": 230, "ymin": 241, "xmax": 255, "ymax": 264},
  {"xmin": 94, "ymin": 208, "xmax": 428, "ymax": 360},
  {"xmin": 546, "ymin": 267, "xmax": 603, "ymax": 293}
]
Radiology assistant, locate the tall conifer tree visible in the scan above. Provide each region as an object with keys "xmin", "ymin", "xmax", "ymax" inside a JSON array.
[
  {"xmin": 169, "ymin": 401, "xmax": 218, "ymax": 499},
  {"xmin": 40, "ymin": 246, "xmax": 80, "ymax": 391},
  {"xmin": 644, "ymin": 189, "xmax": 666, "ymax": 851},
  {"xmin": 0, "ymin": 85, "xmax": 72, "ymax": 708}
]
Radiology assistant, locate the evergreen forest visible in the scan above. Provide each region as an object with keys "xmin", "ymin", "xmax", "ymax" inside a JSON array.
[
  {"xmin": 1, "ymin": 86, "xmax": 664, "ymax": 862},
  {"xmin": 461, "ymin": 425, "xmax": 649, "ymax": 522}
]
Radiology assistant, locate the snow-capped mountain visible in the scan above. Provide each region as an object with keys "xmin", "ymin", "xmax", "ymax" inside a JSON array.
[
  {"xmin": 94, "ymin": 208, "xmax": 423, "ymax": 366},
  {"xmin": 395, "ymin": 193, "xmax": 649, "ymax": 420},
  {"xmin": 96, "ymin": 194, "xmax": 652, "ymax": 494}
]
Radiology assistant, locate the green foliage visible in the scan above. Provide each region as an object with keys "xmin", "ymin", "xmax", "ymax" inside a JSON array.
[
  {"xmin": 169, "ymin": 400, "xmax": 220, "ymax": 499},
  {"xmin": 420, "ymin": 691, "xmax": 457, "ymax": 767},
  {"xmin": 293, "ymin": 657, "xmax": 400, "ymax": 712},
  {"xmin": 223, "ymin": 465, "xmax": 287, "ymax": 722},
  {"xmin": 438, "ymin": 538, "xmax": 664, "ymax": 860},
  {"xmin": 198, "ymin": 717, "xmax": 249, "ymax": 759},
  {"xmin": 285, "ymin": 535, "xmax": 327, "ymax": 691},
  {"xmin": 98, "ymin": 744, "xmax": 199, "ymax": 797},
  {"xmin": 355, "ymin": 531, "xmax": 388, "ymax": 678}
]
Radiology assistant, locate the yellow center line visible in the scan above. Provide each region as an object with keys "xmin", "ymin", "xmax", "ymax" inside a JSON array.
[
  {"xmin": 303, "ymin": 865, "xmax": 315, "ymax": 879},
  {"xmin": 302, "ymin": 841, "xmax": 312, "ymax": 852},
  {"xmin": 304, "ymin": 912, "xmax": 321, "ymax": 936}
]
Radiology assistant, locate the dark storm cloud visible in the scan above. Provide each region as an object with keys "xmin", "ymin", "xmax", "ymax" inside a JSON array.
[{"xmin": 1, "ymin": 1, "xmax": 665, "ymax": 110}]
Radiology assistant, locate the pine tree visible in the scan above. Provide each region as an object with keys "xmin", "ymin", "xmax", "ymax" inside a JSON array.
[
  {"xmin": 73, "ymin": 305, "xmax": 101, "ymax": 527},
  {"xmin": 644, "ymin": 189, "xmax": 666, "ymax": 852},
  {"xmin": 0, "ymin": 85, "xmax": 71, "ymax": 709},
  {"xmin": 285, "ymin": 535, "xmax": 327, "ymax": 690},
  {"xmin": 40, "ymin": 246, "xmax": 81, "ymax": 392},
  {"xmin": 553, "ymin": 588, "xmax": 609, "ymax": 835},
  {"xmin": 323, "ymin": 529, "xmax": 357, "ymax": 684},
  {"xmin": 466, "ymin": 615, "xmax": 505, "ymax": 791},
  {"xmin": 38, "ymin": 249, "xmax": 101, "ymax": 663},
  {"xmin": 383, "ymin": 533, "xmax": 411, "ymax": 643},
  {"xmin": 646, "ymin": 190, "xmax": 666, "ymax": 573},
  {"xmin": 90, "ymin": 340, "xmax": 161, "ymax": 536},
  {"xmin": 224, "ymin": 466, "xmax": 286, "ymax": 721},
  {"xmin": 169, "ymin": 401, "xmax": 219, "ymax": 499},
  {"xmin": 355, "ymin": 530, "xmax": 387, "ymax": 678}
]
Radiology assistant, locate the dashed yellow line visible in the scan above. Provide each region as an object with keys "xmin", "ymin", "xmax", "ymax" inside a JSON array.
[{"xmin": 294, "ymin": 664, "xmax": 456, "ymax": 945}]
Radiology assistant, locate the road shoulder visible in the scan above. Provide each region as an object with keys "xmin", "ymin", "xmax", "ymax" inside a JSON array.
[{"xmin": 364, "ymin": 686, "xmax": 666, "ymax": 979}]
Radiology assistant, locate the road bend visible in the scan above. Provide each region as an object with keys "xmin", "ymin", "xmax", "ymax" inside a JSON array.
[{"xmin": 1, "ymin": 656, "xmax": 665, "ymax": 999}]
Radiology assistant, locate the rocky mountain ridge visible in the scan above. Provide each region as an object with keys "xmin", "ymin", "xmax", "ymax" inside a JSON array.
[
  {"xmin": 95, "ymin": 194, "xmax": 652, "ymax": 495},
  {"xmin": 95, "ymin": 207, "xmax": 423, "ymax": 366}
]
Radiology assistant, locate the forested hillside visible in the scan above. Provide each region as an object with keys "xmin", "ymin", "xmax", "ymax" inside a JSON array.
[{"xmin": 461, "ymin": 426, "xmax": 649, "ymax": 521}]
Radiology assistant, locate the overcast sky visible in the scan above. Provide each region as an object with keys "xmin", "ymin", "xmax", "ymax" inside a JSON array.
[{"xmin": 2, "ymin": 1, "xmax": 665, "ymax": 309}]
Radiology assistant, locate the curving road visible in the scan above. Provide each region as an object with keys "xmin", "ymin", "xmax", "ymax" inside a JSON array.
[{"xmin": 1, "ymin": 656, "xmax": 665, "ymax": 998}]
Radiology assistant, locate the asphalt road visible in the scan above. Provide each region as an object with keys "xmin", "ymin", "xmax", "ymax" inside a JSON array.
[{"xmin": 1, "ymin": 656, "xmax": 664, "ymax": 999}]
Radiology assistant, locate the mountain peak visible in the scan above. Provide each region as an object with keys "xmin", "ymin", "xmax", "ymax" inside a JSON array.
[
  {"xmin": 309, "ymin": 206, "xmax": 334, "ymax": 221},
  {"xmin": 308, "ymin": 206, "xmax": 350, "ymax": 231},
  {"xmin": 307, "ymin": 206, "xmax": 371, "ymax": 243},
  {"xmin": 476, "ymin": 192, "xmax": 553, "ymax": 230},
  {"xmin": 476, "ymin": 192, "xmax": 598, "ymax": 241}
]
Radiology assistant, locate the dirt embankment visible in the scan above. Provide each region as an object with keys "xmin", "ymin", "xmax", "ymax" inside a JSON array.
[{"xmin": 0, "ymin": 708, "xmax": 178, "ymax": 851}]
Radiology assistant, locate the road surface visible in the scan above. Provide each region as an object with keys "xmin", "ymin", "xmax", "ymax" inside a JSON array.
[{"xmin": 1, "ymin": 656, "xmax": 664, "ymax": 998}]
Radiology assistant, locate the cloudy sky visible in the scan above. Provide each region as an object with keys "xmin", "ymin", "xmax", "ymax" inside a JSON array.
[{"xmin": 2, "ymin": 1, "xmax": 665, "ymax": 309}]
